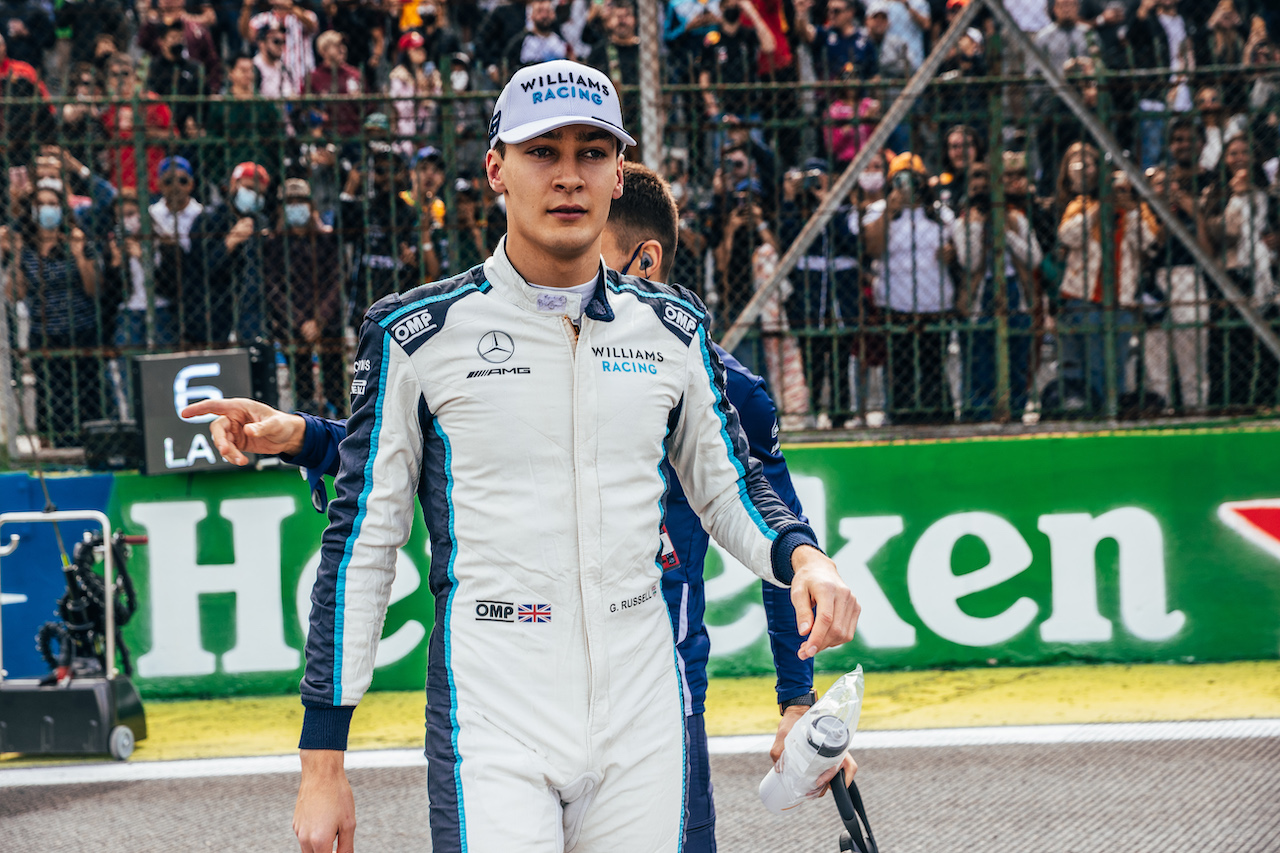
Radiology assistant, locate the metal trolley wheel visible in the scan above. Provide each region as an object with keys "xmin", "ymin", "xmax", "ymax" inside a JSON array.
[{"xmin": 109, "ymin": 725, "xmax": 135, "ymax": 761}]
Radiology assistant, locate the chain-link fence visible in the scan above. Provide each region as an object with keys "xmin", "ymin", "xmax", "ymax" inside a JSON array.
[{"xmin": 2, "ymin": 0, "xmax": 1279, "ymax": 462}]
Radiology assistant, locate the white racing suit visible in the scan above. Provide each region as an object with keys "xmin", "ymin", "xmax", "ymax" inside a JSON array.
[{"xmin": 300, "ymin": 239, "xmax": 819, "ymax": 852}]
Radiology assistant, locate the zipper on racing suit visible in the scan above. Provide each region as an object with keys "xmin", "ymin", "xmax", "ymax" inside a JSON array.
[{"xmin": 562, "ymin": 314, "xmax": 601, "ymax": 752}]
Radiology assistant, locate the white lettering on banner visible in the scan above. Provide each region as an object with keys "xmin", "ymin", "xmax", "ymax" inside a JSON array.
[
  {"xmin": 174, "ymin": 363, "xmax": 223, "ymax": 423},
  {"xmin": 1038, "ymin": 508, "xmax": 1186, "ymax": 643},
  {"xmin": 706, "ymin": 476, "xmax": 826, "ymax": 655},
  {"xmin": 294, "ymin": 549, "xmax": 425, "ymax": 669},
  {"xmin": 133, "ymin": 498, "xmax": 300, "ymax": 677},
  {"xmin": 830, "ymin": 516, "xmax": 916, "ymax": 648},
  {"xmin": 164, "ymin": 434, "xmax": 218, "ymax": 469},
  {"xmin": 907, "ymin": 512, "xmax": 1039, "ymax": 646}
]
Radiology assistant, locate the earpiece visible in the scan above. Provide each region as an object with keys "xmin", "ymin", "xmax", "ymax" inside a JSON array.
[{"xmin": 639, "ymin": 254, "xmax": 653, "ymax": 271}]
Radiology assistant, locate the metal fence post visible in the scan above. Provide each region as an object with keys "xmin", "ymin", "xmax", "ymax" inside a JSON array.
[
  {"xmin": 986, "ymin": 71, "xmax": 1011, "ymax": 423},
  {"xmin": 637, "ymin": 0, "xmax": 664, "ymax": 171},
  {"xmin": 1096, "ymin": 79, "xmax": 1119, "ymax": 418},
  {"xmin": 0, "ymin": 263, "xmax": 17, "ymax": 461}
]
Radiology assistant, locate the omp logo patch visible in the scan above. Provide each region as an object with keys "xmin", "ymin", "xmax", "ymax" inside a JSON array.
[
  {"xmin": 664, "ymin": 304, "xmax": 698, "ymax": 333},
  {"xmin": 475, "ymin": 600, "xmax": 514, "ymax": 622},
  {"xmin": 391, "ymin": 309, "xmax": 437, "ymax": 343}
]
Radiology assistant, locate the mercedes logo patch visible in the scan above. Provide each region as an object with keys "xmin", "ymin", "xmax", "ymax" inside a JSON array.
[{"xmin": 478, "ymin": 331, "xmax": 515, "ymax": 363}]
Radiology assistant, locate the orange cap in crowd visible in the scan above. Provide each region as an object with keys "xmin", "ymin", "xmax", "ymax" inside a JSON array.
[{"xmin": 887, "ymin": 152, "xmax": 927, "ymax": 179}]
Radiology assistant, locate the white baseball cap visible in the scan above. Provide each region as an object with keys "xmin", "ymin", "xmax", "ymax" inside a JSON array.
[{"xmin": 488, "ymin": 59, "xmax": 636, "ymax": 150}]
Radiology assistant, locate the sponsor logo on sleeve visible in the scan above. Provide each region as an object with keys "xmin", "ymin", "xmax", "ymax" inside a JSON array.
[
  {"xmin": 351, "ymin": 358, "xmax": 372, "ymax": 397},
  {"xmin": 664, "ymin": 304, "xmax": 698, "ymax": 334},
  {"xmin": 658, "ymin": 524, "xmax": 680, "ymax": 571}
]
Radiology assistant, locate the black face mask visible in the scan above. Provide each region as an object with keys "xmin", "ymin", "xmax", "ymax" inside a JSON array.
[
  {"xmin": 968, "ymin": 191, "xmax": 991, "ymax": 212},
  {"xmin": 722, "ymin": 6, "xmax": 741, "ymax": 23}
]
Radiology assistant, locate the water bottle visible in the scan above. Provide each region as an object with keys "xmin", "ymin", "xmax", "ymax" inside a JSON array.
[
  {"xmin": 759, "ymin": 666, "xmax": 865, "ymax": 815},
  {"xmin": 758, "ymin": 714, "xmax": 850, "ymax": 814}
]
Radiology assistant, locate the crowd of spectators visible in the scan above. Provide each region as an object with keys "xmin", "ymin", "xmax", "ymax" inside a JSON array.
[{"xmin": 0, "ymin": 0, "xmax": 1278, "ymax": 446}]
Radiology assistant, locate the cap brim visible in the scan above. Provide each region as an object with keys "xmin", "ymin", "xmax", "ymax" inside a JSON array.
[{"xmin": 496, "ymin": 115, "xmax": 636, "ymax": 149}]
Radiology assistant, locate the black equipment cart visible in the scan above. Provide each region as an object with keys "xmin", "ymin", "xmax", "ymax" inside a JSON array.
[{"xmin": 0, "ymin": 510, "xmax": 147, "ymax": 761}]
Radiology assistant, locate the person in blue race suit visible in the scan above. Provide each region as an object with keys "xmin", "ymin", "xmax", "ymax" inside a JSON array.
[{"xmin": 186, "ymin": 160, "xmax": 854, "ymax": 853}]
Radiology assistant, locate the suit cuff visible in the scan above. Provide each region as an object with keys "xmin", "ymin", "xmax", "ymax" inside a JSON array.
[
  {"xmin": 777, "ymin": 683, "xmax": 817, "ymax": 705},
  {"xmin": 299, "ymin": 705, "xmax": 354, "ymax": 750},
  {"xmin": 770, "ymin": 528, "xmax": 821, "ymax": 585},
  {"xmin": 279, "ymin": 411, "xmax": 328, "ymax": 469}
]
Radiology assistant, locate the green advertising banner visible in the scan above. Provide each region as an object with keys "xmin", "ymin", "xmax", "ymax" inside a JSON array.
[{"xmin": 79, "ymin": 426, "xmax": 1280, "ymax": 698}]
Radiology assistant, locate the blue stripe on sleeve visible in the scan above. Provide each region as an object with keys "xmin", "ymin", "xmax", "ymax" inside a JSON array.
[
  {"xmin": 332, "ymin": 332, "xmax": 391, "ymax": 705},
  {"xmin": 695, "ymin": 326, "xmax": 775, "ymax": 540}
]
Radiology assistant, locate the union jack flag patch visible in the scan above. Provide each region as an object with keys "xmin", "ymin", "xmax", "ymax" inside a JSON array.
[{"xmin": 518, "ymin": 603, "xmax": 552, "ymax": 623}]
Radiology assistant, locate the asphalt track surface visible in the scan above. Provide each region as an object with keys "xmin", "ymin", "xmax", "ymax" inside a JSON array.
[{"xmin": 4, "ymin": 729, "xmax": 1278, "ymax": 852}]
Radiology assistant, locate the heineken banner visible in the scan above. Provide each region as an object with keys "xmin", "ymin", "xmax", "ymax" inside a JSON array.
[{"xmin": 2, "ymin": 427, "xmax": 1278, "ymax": 698}]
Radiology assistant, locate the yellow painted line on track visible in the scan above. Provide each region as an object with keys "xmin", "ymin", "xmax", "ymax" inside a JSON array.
[
  {"xmin": 703, "ymin": 660, "xmax": 1280, "ymax": 736},
  {"xmin": 2, "ymin": 661, "xmax": 1278, "ymax": 768}
]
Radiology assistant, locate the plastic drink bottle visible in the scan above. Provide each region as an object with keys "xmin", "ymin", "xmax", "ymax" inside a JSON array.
[
  {"xmin": 758, "ymin": 666, "xmax": 865, "ymax": 815},
  {"xmin": 758, "ymin": 714, "xmax": 850, "ymax": 813}
]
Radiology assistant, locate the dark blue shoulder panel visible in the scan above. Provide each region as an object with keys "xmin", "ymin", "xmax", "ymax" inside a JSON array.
[
  {"xmin": 604, "ymin": 269, "xmax": 706, "ymax": 347},
  {"xmin": 370, "ymin": 265, "xmax": 491, "ymax": 357}
]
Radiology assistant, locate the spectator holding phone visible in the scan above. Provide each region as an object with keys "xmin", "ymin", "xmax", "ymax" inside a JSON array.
[
  {"xmin": 862, "ymin": 152, "xmax": 958, "ymax": 423},
  {"xmin": 1200, "ymin": 133, "xmax": 1277, "ymax": 407},
  {"xmin": 4, "ymin": 177, "xmax": 104, "ymax": 443},
  {"xmin": 188, "ymin": 161, "xmax": 272, "ymax": 345},
  {"xmin": 1054, "ymin": 144, "xmax": 1154, "ymax": 411},
  {"xmin": 148, "ymin": 156, "xmax": 201, "ymax": 346},
  {"xmin": 264, "ymin": 178, "xmax": 344, "ymax": 413},
  {"xmin": 138, "ymin": 0, "xmax": 223, "ymax": 95},
  {"xmin": 952, "ymin": 160, "xmax": 1044, "ymax": 420},
  {"xmin": 714, "ymin": 177, "xmax": 773, "ymax": 338}
]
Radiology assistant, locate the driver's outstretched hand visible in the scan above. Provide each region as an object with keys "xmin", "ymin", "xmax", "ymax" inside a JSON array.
[{"xmin": 180, "ymin": 398, "xmax": 307, "ymax": 465}]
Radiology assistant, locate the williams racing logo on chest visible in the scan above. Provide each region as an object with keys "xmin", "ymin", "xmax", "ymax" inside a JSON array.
[{"xmin": 593, "ymin": 345, "xmax": 664, "ymax": 376}]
